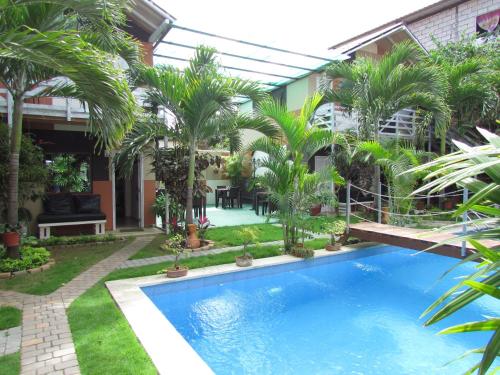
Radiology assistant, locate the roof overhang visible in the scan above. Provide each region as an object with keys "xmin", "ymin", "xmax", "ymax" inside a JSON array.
[
  {"xmin": 329, "ymin": 24, "xmax": 428, "ymax": 57},
  {"xmin": 329, "ymin": 0, "xmax": 468, "ymax": 51},
  {"xmin": 128, "ymin": 0, "xmax": 176, "ymax": 48}
]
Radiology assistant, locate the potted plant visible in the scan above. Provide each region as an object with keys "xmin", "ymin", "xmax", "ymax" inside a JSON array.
[
  {"xmin": 196, "ymin": 216, "xmax": 210, "ymax": 241},
  {"xmin": 162, "ymin": 234, "xmax": 189, "ymax": 278},
  {"xmin": 1, "ymin": 224, "xmax": 21, "ymax": 248},
  {"xmin": 235, "ymin": 227, "xmax": 258, "ymax": 267},
  {"xmin": 323, "ymin": 220, "xmax": 347, "ymax": 251}
]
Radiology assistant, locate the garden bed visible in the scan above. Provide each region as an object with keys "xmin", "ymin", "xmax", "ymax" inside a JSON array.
[{"xmin": 0, "ymin": 258, "xmax": 55, "ymax": 279}]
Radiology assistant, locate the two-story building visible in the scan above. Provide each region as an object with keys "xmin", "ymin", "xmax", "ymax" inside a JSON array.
[{"xmin": 0, "ymin": 0, "xmax": 175, "ymax": 235}]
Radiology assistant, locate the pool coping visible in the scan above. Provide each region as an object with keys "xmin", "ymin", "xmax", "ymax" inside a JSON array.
[{"xmin": 106, "ymin": 242, "xmax": 381, "ymax": 375}]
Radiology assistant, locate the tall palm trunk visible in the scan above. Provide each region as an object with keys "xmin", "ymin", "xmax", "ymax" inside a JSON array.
[
  {"xmin": 185, "ymin": 138, "xmax": 197, "ymax": 225},
  {"xmin": 6, "ymin": 95, "xmax": 24, "ymax": 259}
]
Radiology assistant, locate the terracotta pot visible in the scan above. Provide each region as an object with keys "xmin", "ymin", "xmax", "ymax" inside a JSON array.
[
  {"xmin": 416, "ymin": 201, "xmax": 426, "ymax": 210},
  {"xmin": 186, "ymin": 223, "xmax": 201, "ymax": 249},
  {"xmin": 166, "ymin": 266, "xmax": 188, "ymax": 278},
  {"xmin": 310, "ymin": 205, "xmax": 321, "ymax": 216},
  {"xmin": 235, "ymin": 255, "xmax": 253, "ymax": 267},
  {"xmin": 382, "ymin": 207, "xmax": 390, "ymax": 224},
  {"xmin": 325, "ymin": 243, "xmax": 342, "ymax": 251},
  {"xmin": 3, "ymin": 231, "xmax": 20, "ymax": 247},
  {"xmin": 443, "ymin": 200, "xmax": 454, "ymax": 210}
]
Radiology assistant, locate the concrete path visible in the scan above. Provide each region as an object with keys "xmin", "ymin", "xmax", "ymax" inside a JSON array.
[{"xmin": 0, "ymin": 236, "xmax": 154, "ymax": 375}]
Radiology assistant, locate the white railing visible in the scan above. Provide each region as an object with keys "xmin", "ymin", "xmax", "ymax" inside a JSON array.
[
  {"xmin": 0, "ymin": 88, "xmax": 89, "ymax": 122},
  {"xmin": 313, "ymin": 103, "xmax": 421, "ymax": 139},
  {"xmin": 0, "ymin": 85, "xmax": 147, "ymax": 124}
]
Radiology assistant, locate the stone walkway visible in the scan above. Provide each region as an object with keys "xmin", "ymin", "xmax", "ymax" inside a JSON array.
[
  {"xmin": 0, "ymin": 236, "xmax": 154, "ymax": 375},
  {"xmin": 0, "ymin": 326, "xmax": 21, "ymax": 355}
]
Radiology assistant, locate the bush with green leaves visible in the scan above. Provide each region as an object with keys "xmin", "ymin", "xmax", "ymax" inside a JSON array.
[
  {"xmin": 236, "ymin": 227, "xmax": 258, "ymax": 258},
  {"xmin": 0, "ymin": 246, "xmax": 50, "ymax": 272},
  {"xmin": 35, "ymin": 234, "xmax": 119, "ymax": 247},
  {"xmin": 224, "ymin": 153, "xmax": 244, "ymax": 186},
  {"xmin": 0, "ymin": 124, "xmax": 47, "ymax": 216}
]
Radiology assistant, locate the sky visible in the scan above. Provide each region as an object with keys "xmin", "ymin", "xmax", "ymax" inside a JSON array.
[{"xmin": 154, "ymin": 0, "xmax": 439, "ymax": 86}]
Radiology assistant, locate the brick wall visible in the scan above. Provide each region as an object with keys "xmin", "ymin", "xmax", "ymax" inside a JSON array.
[{"xmin": 408, "ymin": 0, "xmax": 500, "ymax": 50}]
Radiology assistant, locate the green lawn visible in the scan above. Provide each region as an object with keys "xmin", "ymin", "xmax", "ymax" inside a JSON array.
[
  {"xmin": 205, "ymin": 223, "xmax": 283, "ymax": 247},
  {"xmin": 0, "ymin": 238, "xmax": 133, "ymax": 295},
  {"xmin": 0, "ymin": 352, "xmax": 20, "ymax": 375},
  {"xmin": 128, "ymin": 234, "xmax": 168, "ymax": 260},
  {"xmin": 0, "ymin": 306, "xmax": 22, "ymax": 330},
  {"xmin": 129, "ymin": 223, "xmax": 284, "ymax": 260},
  {"xmin": 68, "ymin": 238, "xmax": 330, "ymax": 374}
]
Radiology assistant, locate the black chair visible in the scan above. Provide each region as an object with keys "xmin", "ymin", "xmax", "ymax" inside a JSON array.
[
  {"xmin": 193, "ymin": 195, "xmax": 207, "ymax": 218},
  {"xmin": 224, "ymin": 186, "xmax": 241, "ymax": 208},
  {"xmin": 215, "ymin": 186, "xmax": 227, "ymax": 208}
]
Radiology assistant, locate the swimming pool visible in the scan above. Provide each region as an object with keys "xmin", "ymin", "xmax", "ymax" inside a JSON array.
[{"xmin": 141, "ymin": 246, "xmax": 498, "ymax": 374}]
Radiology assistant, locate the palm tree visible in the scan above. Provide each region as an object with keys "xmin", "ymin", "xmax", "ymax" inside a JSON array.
[
  {"xmin": 426, "ymin": 53, "xmax": 498, "ymax": 154},
  {"xmin": 0, "ymin": 0, "xmax": 139, "ymax": 252},
  {"xmin": 323, "ymin": 41, "xmax": 450, "ymax": 142},
  {"xmin": 252, "ymin": 94, "xmax": 342, "ymax": 249},
  {"xmin": 120, "ymin": 47, "xmax": 278, "ymax": 225},
  {"xmin": 406, "ymin": 127, "xmax": 499, "ymax": 375},
  {"xmin": 358, "ymin": 139, "xmax": 431, "ymax": 224}
]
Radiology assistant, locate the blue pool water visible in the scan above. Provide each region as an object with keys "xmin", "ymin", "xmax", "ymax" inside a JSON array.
[{"xmin": 143, "ymin": 246, "xmax": 499, "ymax": 374}]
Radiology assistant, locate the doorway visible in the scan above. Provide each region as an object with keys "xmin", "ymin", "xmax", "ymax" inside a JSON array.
[{"xmin": 114, "ymin": 158, "xmax": 141, "ymax": 229}]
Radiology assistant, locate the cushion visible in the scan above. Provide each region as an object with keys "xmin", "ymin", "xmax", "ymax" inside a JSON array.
[
  {"xmin": 74, "ymin": 195, "xmax": 101, "ymax": 214},
  {"xmin": 43, "ymin": 194, "xmax": 75, "ymax": 215},
  {"xmin": 37, "ymin": 212, "xmax": 106, "ymax": 224}
]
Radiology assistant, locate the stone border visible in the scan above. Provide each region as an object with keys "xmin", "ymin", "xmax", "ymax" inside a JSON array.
[
  {"xmin": 106, "ymin": 242, "xmax": 380, "ymax": 375},
  {"xmin": 0, "ymin": 259, "xmax": 55, "ymax": 279}
]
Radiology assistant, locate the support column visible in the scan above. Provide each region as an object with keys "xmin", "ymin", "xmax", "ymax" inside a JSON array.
[{"xmin": 461, "ymin": 188, "xmax": 468, "ymax": 257}]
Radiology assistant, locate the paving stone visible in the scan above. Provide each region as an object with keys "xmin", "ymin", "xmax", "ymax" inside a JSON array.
[{"xmin": 1, "ymin": 236, "xmax": 154, "ymax": 375}]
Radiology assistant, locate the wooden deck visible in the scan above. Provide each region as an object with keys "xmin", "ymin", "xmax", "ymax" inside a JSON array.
[{"xmin": 349, "ymin": 222, "xmax": 500, "ymax": 259}]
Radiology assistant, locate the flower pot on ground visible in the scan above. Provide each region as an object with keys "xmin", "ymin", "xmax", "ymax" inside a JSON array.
[
  {"xmin": 186, "ymin": 223, "xmax": 201, "ymax": 249},
  {"xmin": 310, "ymin": 204, "xmax": 321, "ymax": 216},
  {"xmin": 235, "ymin": 227, "xmax": 258, "ymax": 267},
  {"xmin": 323, "ymin": 220, "xmax": 346, "ymax": 251},
  {"xmin": 161, "ymin": 234, "xmax": 189, "ymax": 278}
]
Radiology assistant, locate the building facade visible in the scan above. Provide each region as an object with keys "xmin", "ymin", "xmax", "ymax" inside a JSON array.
[{"xmin": 0, "ymin": 1, "xmax": 175, "ymax": 234}]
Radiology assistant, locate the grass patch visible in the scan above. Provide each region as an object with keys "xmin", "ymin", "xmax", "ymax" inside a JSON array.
[
  {"xmin": 128, "ymin": 235, "xmax": 168, "ymax": 260},
  {"xmin": 0, "ymin": 238, "xmax": 133, "ymax": 295},
  {"xmin": 0, "ymin": 306, "xmax": 22, "ymax": 330},
  {"xmin": 0, "ymin": 352, "xmax": 20, "ymax": 375},
  {"xmin": 68, "ymin": 238, "xmax": 331, "ymax": 374},
  {"xmin": 205, "ymin": 223, "xmax": 283, "ymax": 247},
  {"xmin": 129, "ymin": 224, "xmax": 283, "ymax": 260}
]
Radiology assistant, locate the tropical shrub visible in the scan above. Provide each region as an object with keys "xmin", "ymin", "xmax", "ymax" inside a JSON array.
[
  {"xmin": 236, "ymin": 227, "xmax": 258, "ymax": 258},
  {"xmin": 0, "ymin": 246, "xmax": 50, "ymax": 272},
  {"xmin": 252, "ymin": 94, "xmax": 343, "ymax": 251},
  {"xmin": 48, "ymin": 155, "xmax": 89, "ymax": 192},
  {"xmin": 358, "ymin": 139, "xmax": 432, "ymax": 224},
  {"xmin": 224, "ymin": 153, "xmax": 244, "ymax": 186},
  {"xmin": 407, "ymin": 127, "xmax": 499, "ymax": 375},
  {"xmin": 0, "ymin": 125, "xmax": 47, "ymax": 214}
]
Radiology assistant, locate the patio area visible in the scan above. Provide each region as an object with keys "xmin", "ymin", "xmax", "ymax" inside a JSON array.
[{"xmin": 204, "ymin": 204, "xmax": 277, "ymax": 227}]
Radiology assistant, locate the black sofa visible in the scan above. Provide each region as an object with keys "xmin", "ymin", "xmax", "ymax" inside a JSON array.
[{"xmin": 38, "ymin": 193, "xmax": 106, "ymax": 225}]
